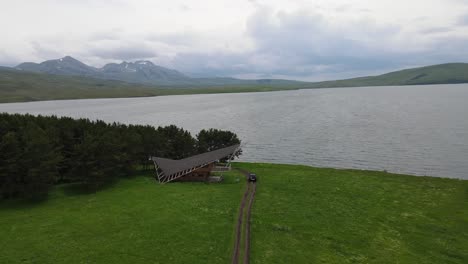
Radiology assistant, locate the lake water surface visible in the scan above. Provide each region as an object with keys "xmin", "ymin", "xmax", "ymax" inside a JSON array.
[{"xmin": 1, "ymin": 84, "xmax": 468, "ymax": 179}]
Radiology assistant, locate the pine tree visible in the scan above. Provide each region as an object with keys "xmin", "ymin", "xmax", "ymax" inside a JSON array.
[
  {"xmin": 69, "ymin": 129, "xmax": 120, "ymax": 190},
  {"xmin": 19, "ymin": 123, "xmax": 62, "ymax": 200},
  {"xmin": 196, "ymin": 128, "xmax": 241, "ymax": 152},
  {"xmin": 0, "ymin": 132, "xmax": 21, "ymax": 199},
  {"xmin": 0, "ymin": 112, "xmax": 242, "ymax": 198}
]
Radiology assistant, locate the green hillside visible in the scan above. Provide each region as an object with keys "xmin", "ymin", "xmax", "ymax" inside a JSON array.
[
  {"xmin": 1, "ymin": 63, "xmax": 467, "ymax": 103},
  {"xmin": 309, "ymin": 63, "xmax": 468, "ymax": 88},
  {"xmin": 0, "ymin": 68, "xmax": 302, "ymax": 103}
]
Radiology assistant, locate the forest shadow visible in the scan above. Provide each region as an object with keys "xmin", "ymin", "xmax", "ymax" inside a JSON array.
[
  {"xmin": 62, "ymin": 169, "xmax": 150, "ymax": 197},
  {"xmin": 62, "ymin": 180, "xmax": 118, "ymax": 196},
  {"xmin": 0, "ymin": 193, "xmax": 49, "ymax": 210}
]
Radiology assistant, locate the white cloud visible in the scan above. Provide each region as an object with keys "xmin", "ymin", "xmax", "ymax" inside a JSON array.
[{"xmin": 0, "ymin": 0, "xmax": 467, "ymax": 80}]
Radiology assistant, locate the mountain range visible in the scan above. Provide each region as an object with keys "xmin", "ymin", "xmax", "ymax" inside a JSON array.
[
  {"xmin": 1, "ymin": 57, "xmax": 467, "ymax": 103},
  {"xmin": 14, "ymin": 56, "xmax": 303, "ymax": 87}
]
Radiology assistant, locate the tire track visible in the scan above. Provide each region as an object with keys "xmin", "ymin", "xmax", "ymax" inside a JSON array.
[
  {"xmin": 232, "ymin": 181, "xmax": 251, "ymax": 264},
  {"xmin": 232, "ymin": 168, "xmax": 257, "ymax": 264},
  {"xmin": 243, "ymin": 182, "xmax": 256, "ymax": 264}
]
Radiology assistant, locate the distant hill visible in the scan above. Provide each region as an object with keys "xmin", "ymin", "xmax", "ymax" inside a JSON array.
[
  {"xmin": 16, "ymin": 56, "xmax": 96, "ymax": 76},
  {"xmin": 0, "ymin": 67, "xmax": 305, "ymax": 103},
  {"xmin": 1, "ymin": 61, "xmax": 467, "ymax": 103},
  {"xmin": 307, "ymin": 63, "xmax": 468, "ymax": 88},
  {"xmin": 12, "ymin": 57, "xmax": 468, "ymax": 88}
]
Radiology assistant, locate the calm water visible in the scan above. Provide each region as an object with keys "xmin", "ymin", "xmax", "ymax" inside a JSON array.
[{"xmin": 1, "ymin": 84, "xmax": 468, "ymax": 179}]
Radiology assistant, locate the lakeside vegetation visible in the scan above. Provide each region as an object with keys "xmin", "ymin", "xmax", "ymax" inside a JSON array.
[
  {"xmin": 1, "ymin": 63, "xmax": 467, "ymax": 103},
  {"xmin": 1, "ymin": 163, "xmax": 466, "ymax": 263}
]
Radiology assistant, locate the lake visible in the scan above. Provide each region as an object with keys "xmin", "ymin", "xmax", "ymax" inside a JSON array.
[{"xmin": 1, "ymin": 84, "xmax": 467, "ymax": 179}]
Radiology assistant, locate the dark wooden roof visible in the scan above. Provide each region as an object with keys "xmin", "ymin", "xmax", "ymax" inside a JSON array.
[{"xmin": 150, "ymin": 144, "xmax": 240, "ymax": 177}]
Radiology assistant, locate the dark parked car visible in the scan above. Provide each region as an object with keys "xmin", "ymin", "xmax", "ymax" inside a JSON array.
[{"xmin": 248, "ymin": 173, "xmax": 257, "ymax": 182}]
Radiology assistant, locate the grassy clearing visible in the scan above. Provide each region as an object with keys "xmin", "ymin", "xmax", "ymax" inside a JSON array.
[
  {"xmin": 1, "ymin": 163, "xmax": 467, "ymax": 263},
  {"xmin": 235, "ymin": 163, "xmax": 468, "ymax": 264},
  {"xmin": 0, "ymin": 170, "xmax": 246, "ymax": 264}
]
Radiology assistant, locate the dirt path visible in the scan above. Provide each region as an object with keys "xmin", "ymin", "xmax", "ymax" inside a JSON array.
[
  {"xmin": 232, "ymin": 169, "xmax": 257, "ymax": 264},
  {"xmin": 243, "ymin": 182, "xmax": 256, "ymax": 264}
]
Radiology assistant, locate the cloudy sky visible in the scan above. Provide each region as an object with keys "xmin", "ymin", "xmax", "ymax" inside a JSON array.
[{"xmin": 1, "ymin": 0, "xmax": 468, "ymax": 81}]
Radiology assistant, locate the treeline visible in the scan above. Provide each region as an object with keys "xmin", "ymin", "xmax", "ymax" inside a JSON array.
[{"xmin": 0, "ymin": 113, "xmax": 240, "ymax": 200}]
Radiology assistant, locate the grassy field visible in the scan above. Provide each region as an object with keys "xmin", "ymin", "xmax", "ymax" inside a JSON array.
[
  {"xmin": 1, "ymin": 163, "xmax": 467, "ymax": 263},
  {"xmin": 0, "ymin": 171, "xmax": 246, "ymax": 264},
  {"xmin": 236, "ymin": 163, "xmax": 468, "ymax": 264}
]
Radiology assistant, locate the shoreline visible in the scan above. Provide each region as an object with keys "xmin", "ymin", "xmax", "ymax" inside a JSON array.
[
  {"xmin": 234, "ymin": 162, "xmax": 468, "ymax": 181},
  {"xmin": 1, "ymin": 82, "xmax": 468, "ymax": 104}
]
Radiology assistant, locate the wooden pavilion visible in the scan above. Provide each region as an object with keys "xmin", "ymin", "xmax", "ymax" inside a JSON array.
[{"xmin": 150, "ymin": 144, "xmax": 240, "ymax": 183}]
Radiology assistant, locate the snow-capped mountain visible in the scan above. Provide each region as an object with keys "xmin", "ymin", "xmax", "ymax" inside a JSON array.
[
  {"xmin": 15, "ymin": 56, "xmax": 189, "ymax": 85},
  {"xmin": 100, "ymin": 61, "xmax": 189, "ymax": 83},
  {"xmin": 16, "ymin": 56, "xmax": 96, "ymax": 76},
  {"xmin": 13, "ymin": 56, "xmax": 305, "ymax": 87}
]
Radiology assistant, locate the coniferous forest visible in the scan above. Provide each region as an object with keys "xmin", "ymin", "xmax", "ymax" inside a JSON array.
[{"xmin": 0, "ymin": 113, "xmax": 240, "ymax": 200}]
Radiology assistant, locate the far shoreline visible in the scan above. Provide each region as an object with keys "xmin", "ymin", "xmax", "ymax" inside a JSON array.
[{"xmin": 1, "ymin": 82, "xmax": 468, "ymax": 104}]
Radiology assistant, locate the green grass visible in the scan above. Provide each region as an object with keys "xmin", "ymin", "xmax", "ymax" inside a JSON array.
[
  {"xmin": 308, "ymin": 63, "xmax": 468, "ymax": 88},
  {"xmin": 235, "ymin": 163, "xmax": 468, "ymax": 264},
  {"xmin": 1, "ymin": 163, "xmax": 467, "ymax": 263},
  {"xmin": 0, "ymin": 170, "xmax": 246, "ymax": 264}
]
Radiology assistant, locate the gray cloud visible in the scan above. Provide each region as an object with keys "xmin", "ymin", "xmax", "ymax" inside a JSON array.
[
  {"xmin": 147, "ymin": 32, "xmax": 200, "ymax": 47},
  {"xmin": 1, "ymin": 1, "xmax": 468, "ymax": 81},
  {"xmin": 88, "ymin": 29, "xmax": 124, "ymax": 41},
  {"xmin": 420, "ymin": 27, "xmax": 453, "ymax": 34},
  {"xmin": 31, "ymin": 42, "xmax": 64, "ymax": 59},
  {"xmin": 426, "ymin": 36, "xmax": 468, "ymax": 62},
  {"xmin": 90, "ymin": 44, "xmax": 157, "ymax": 60},
  {"xmin": 164, "ymin": 7, "xmax": 467, "ymax": 80},
  {"xmin": 168, "ymin": 52, "xmax": 252, "ymax": 77},
  {"xmin": 226, "ymin": 8, "xmax": 402, "ymax": 77},
  {"xmin": 458, "ymin": 14, "xmax": 468, "ymax": 25},
  {"xmin": 0, "ymin": 51, "xmax": 19, "ymax": 67}
]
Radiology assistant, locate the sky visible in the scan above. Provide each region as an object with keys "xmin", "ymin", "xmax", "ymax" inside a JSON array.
[{"xmin": 1, "ymin": 0, "xmax": 468, "ymax": 81}]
